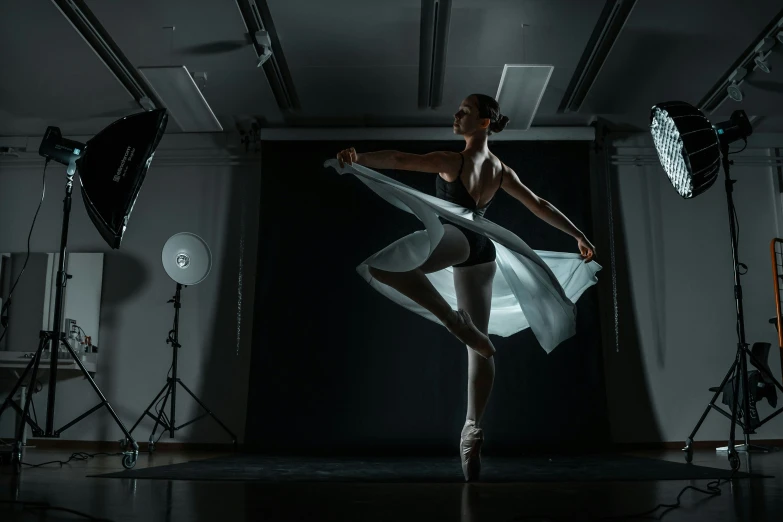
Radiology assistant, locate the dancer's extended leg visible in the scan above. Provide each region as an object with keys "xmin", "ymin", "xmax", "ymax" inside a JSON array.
[
  {"xmin": 367, "ymin": 225, "xmax": 495, "ymax": 358},
  {"xmin": 368, "ymin": 225, "xmax": 468, "ymax": 325},
  {"xmin": 453, "ymin": 260, "xmax": 496, "ymax": 481}
]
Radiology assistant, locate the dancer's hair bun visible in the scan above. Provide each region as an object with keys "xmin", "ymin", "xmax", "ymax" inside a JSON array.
[{"xmin": 490, "ymin": 114, "xmax": 510, "ymax": 134}]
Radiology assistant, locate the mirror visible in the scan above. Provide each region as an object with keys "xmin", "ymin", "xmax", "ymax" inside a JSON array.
[{"xmin": 0, "ymin": 252, "xmax": 104, "ymax": 355}]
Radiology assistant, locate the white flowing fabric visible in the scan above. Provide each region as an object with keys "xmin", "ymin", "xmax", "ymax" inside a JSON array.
[{"xmin": 324, "ymin": 159, "xmax": 601, "ymax": 354}]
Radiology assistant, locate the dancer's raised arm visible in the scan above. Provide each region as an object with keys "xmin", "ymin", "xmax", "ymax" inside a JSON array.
[
  {"xmin": 337, "ymin": 147, "xmax": 463, "ymax": 179},
  {"xmin": 501, "ymin": 163, "xmax": 596, "ymax": 262}
]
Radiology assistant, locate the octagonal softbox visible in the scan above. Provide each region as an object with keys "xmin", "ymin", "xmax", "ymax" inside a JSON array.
[
  {"xmin": 76, "ymin": 109, "xmax": 168, "ymax": 248},
  {"xmin": 649, "ymin": 101, "xmax": 721, "ymax": 199}
]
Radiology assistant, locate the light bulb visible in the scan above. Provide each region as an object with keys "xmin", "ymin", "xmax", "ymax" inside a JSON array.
[{"xmin": 176, "ymin": 253, "xmax": 190, "ymax": 268}]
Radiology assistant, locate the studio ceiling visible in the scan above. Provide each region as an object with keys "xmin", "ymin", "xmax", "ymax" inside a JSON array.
[{"xmin": 1, "ymin": 0, "xmax": 782, "ymax": 137}]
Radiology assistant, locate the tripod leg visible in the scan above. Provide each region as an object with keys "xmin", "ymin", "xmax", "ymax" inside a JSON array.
[
  {"xmin": 0, "ymin": 355, "xmax": 37, "ymax": 419},
  {"xmin": 685, "ymin": 359, "xmax": 739, "ymax": 455},
  {"xmin": 683, "ymin": 359, "xmax": 740, "ymax": 463},
  {"xmin": 127, "ymin": 381, "xmax": 170, "ymax": 436},
  {"xmin": 59, "ymin": 341, "xmax": 137, "ymax": 443},
  {"xmin": 176, "ymin": 379, "xmax": 237, "ymax": 444},
  {"xmin": 51, "ymin": 340, "xmax": 139, "ymax": 468},
  {"xmin": 727, "ymin": 349, "xmax": 743, "ymax": 471},
  {"xmin": 12, "ymin": 336, "xmax": 48, "ymax": 474},
  {"xmin": 149, "ymin": 381, "xmax": 173, "ymax": 449}
]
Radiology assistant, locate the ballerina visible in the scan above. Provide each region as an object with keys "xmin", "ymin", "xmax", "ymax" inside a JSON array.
[{"xmin": 331, "ymin": 93, "xmax": 598, "ymax": 481}]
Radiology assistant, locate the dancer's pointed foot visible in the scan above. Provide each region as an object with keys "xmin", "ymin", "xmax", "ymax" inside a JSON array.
[
  {"xmin": 460, "ymin": 420, "xmax": 484, "ymax": 482},
  {"xmin": 446, "ymin": 309, "xmax": 496, "ymax": 359}
]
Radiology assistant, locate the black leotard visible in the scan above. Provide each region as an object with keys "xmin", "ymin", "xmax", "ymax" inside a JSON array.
[{"xmin": 435, "ymin": 152, "xmax": 504, "ymax": 267}]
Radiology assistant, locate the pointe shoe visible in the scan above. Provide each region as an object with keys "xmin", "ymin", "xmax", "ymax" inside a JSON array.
[
  {"xmin": 446, "ymin": 309, "xmax": 496, "ymax": 359},
  {"xmin": 460, "ymin": 420, "xmax": 484, "ymax": 482}
]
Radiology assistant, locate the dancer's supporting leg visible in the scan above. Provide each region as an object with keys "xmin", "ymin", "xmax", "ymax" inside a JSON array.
[
  {"xmin": 453, "ymin": 260, "xmax": 496, "ymax": 481},
  {"xmin": 454, "ymin": 261, "xmax": 496, "ymax": 426}
]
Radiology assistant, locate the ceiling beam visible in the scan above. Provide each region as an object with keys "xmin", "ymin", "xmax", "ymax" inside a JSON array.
[
  {"xmin": 50, "ymin": 0, "xmax": 163, "ymax": 111},
  {"xmin": 255, "ymin": 126, "xmax": 595, "ymax": 141},
  {"xmin": 557, "ymin": 0, "xmax": 637, "ymax": 114},
  {"xmin": 697, "ymin": 8, "xmax": 783, "ymax": 115},
  {"xmin": 235, "ymin": 0, "xmax": 301, "ymax": 112},
  {"xmin": 418, "ymin": 0, "xmax": 452, "ymax": 110}
]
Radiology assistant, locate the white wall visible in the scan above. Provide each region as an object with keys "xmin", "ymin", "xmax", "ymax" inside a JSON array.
[
  {"xmin": 0, "ymin": 136, "xmax": 260, "ymax": 444},
  {"xmin": 606, "ymin": 133, "xmax": 783, "ymax": 443}
]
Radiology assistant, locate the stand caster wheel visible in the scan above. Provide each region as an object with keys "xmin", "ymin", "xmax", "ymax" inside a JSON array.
[
  {"xmin": 728, "ymin": 450, "xmax": 741, "ymax": 472},
  {"xmin": 148, "ymin": 442, "xmax": 156, "ymax": 454},
  {"xmin": 682, "ymin": 437, "xmax": 694, "ymax": 463},
  {"xmin": 122, "ymin": 453, "xmax": 137, "ymax": 469}
]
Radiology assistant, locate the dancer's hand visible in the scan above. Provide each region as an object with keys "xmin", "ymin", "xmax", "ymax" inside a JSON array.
[
  {"xmin": 337, "ymin": 147, "xmax": 358, "ymax": 167},
  {"xmin": 577, "ymin": 235, "xmax": 596, "ymax": 263}
]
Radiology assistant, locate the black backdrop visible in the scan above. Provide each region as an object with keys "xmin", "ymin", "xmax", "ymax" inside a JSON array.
[{"xmin": 245, "ymin": 140, "xmax": 609, "ymax": 456}]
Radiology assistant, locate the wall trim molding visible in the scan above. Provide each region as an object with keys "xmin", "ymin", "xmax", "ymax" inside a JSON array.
[
  {"xmin": 0, "ymin": 134, "xmax": 262, "ymax": 169},
  {"xmin": 256, "ymin": 126, "xmax": 596, "ymax": 141},
  {"xmin": 0, "ymin": 126, "xmax": 596, "ymax": 169}
]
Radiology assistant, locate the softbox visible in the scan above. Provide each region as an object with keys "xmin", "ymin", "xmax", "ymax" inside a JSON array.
[
  {"xmin": 649, "ymin": 101, "xmax": 752, "ymax": 199},
  {"xmin": 77, "ymin": 109, "xmax": 168, "ymax": 248}
]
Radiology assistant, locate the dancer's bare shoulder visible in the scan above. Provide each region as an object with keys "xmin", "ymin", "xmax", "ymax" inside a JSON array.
[{"xmin": 488, "ymin": 153, "xmax": 504, "ymax": 176}]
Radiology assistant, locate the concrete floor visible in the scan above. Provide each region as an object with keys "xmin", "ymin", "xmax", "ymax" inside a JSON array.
[{"xmin": 0, "ymin": 446, "xmax": 781, "ymax": 521}]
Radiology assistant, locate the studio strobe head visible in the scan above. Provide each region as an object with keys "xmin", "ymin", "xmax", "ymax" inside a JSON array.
[{"xmin": 162, "ymin": 232, "xmax": 212, "ymax": 285}]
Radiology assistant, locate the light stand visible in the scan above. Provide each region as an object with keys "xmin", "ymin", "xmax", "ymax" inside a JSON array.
[
  {"xmin": 682, "ymin": 144, "xmax": 783, "ymax": 469},
  {"xmin": 0, "ymin": 163, "xmax": 138, "ymax": 473},
  {"xmin": 124, "ymin": 233, "xmax": 236, "ymax": 451},
  {"xmin": 649, "ymin": 101, "xmax": 783, "ymax": 471},
  {"xmin": 0, "ymin": 108, "xmax": 167, "ymax": 474}
]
